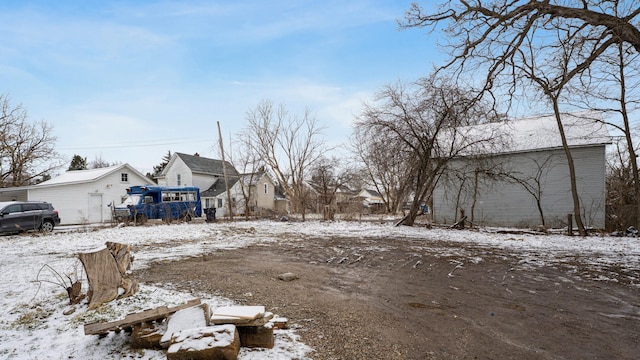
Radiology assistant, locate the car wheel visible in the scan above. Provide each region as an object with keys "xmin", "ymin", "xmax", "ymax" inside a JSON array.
[{"xmin": 40, "ymin": 220, "xmax": 54, "ymax": 232}]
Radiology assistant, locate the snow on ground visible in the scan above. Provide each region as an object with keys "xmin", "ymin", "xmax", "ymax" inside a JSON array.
[{"xmin": 0, "ymin": 220, "xmax": 638, "ymax": 359}]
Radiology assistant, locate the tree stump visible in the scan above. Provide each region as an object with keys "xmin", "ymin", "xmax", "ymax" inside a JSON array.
[{"xmin": 78, "ymin": 242, "xmax": 139, "ymax": 309}]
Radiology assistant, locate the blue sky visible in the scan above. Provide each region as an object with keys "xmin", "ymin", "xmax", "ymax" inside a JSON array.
[{"xmin": 0, "ymin": 0, "xmax": 442, "ymax": 175}]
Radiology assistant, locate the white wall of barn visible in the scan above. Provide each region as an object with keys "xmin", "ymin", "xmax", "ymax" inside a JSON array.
[
  {"xmin": 432, "ymin": 146, "xmax": 606, "ymax": 229},
  {"xmin": 27, "ymin": 172, "xmax": 150, "ymax": 225}
]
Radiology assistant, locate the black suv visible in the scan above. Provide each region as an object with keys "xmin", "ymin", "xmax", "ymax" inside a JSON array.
[{"xmin": 0, "ymin": 201, "xmax": 61, "ymax": 234}]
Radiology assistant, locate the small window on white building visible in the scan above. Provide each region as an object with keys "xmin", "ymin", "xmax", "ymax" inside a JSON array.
[
  {"xmin": 121, "ymin": 173, "xmax": 128, "ymax": 182},
  {"xmin": 217, "ymin": 198, "xmax": 223, "ymax": 208},
  {"xmin": 177, "ymin": 174, "xmax": 181, "ymax": 186},
  {"xmin": 264, "ymin": 183, "xmax": 268, "ymax": 194}
]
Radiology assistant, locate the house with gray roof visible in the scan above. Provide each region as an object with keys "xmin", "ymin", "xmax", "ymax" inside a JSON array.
[
  {"xmin": 201, "ymin": 171, "xmax": 288, "ymax": 218},
  {"xmin": 157, "ymin": 153, "xmax": 287, "ymax": 217},
  {"xmin": 432, "ymin": 111, "xmax": 611, "ymax": 229},
  {"xmin": 156, "ymin": 152, "xmax": 238, "ymax": 187}
]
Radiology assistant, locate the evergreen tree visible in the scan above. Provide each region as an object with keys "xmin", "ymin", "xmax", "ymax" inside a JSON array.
[
  {"xmin": 68, "ymin": 155, "xmax": 88, "ymax": 171},
  {"xmin": 153, "ymin": 150, "xmax": 172, "ymax": 176}
]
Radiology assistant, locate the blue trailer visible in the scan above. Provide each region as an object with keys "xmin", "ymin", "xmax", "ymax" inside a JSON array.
[{"xmin": 114, "ymin": 185, "xmax": 202, "ymax": 224}]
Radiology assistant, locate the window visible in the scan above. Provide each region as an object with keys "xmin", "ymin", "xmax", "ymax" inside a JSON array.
[
  {"xmin": 23, "ymin": 203, "xmax": 40, "ymax": 211},
  {"xmin": 121, "ymin": 173, "xmax": 129, "ymax": 182},
  {"xmin": 217, "ymin": 198, "xmax": 223, "ymax": 208},
  {"xmin": 4, "ymin": 204, "xmax": 21, "ymax": 214},
  {"xmin": 264, "ymin": 183, "xmax": 268, "ymax": 194},
  {"xmin": 177, "ymin": 174, "xmax": 181, "ymax": 186}
]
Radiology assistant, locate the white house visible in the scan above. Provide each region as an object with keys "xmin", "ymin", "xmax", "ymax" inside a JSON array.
[
  {"xmin": 357, "ymin": 189, "xmax": 385, "ymax": 213},
  {"xmin": 157, "ymin": 153, "xmax": 288, "ymax": 216},
  {"xmin": 27, "ymin": 164, "xmax": 154, "ymax": 225},
  {"xmin": 432, "ymin": 111, "xmax": 611, "ymax": 229},
  {"xmin": 201, "ymin": 172, "xmax": 288, "ymax": 217},
  {"xmin": 156, "ymin": 152, "xmax": 239, "ymax": 211}
]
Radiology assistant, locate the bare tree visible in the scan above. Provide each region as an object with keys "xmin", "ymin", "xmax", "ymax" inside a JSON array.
[
  {"xmin": 89, "ymin": 154, "xmax": 119, "ymax": 169},
  {"xmin": 401, "ymin": 1, "xmax": 640, "ymax": 235},
  {"xmin": 229, "ymin": 129, "xmax": 264, "ymax": 220},
  {"xmin": 351, "ymin": 128, "xmax": 412, "ymax": 214},
  {"xmin": 574, "ymin": 41, "xmax": 640, "ymax": 229},
  {"xmin": 354, "ymin": 76, "xmax": 496, "ymax": 226},
  {"xmin": 0, "ymin": 94, "xmax": 63, "ymax": 186},
  {"xmin": 606, "ymin": 137, "xmax": 638, "ymax": 231},
  {"xmin": 245, "ymin": 100, "xmax": 326, "ymax": 221},
  {"xmin": 506, "ymin": 154, "xmax": 558, "ymax": 227},
  {"xmin": 308, "ymin": 156, "xmax": 353, "ymax": 220}
]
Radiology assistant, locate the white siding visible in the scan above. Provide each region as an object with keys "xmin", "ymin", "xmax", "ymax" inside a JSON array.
[
  {"xmin": 192, "ymin": 173, "xmax": 217, "ymax": 192},
  {"xmin": 28, "ymin": 171, "xmax": 150, "ymax": 225},
  {"xmin": 163, "ymin": 158, "xmax": 193, "ymax": 186},
  {"xmin": 215, "ymin": 182, "xmax": 244, "ymax": 217},
  {"xmin": 433, "ymin": 146, "xmax": 606, "ymax": 228},
  {"xmin": 255, "ymin": 174, "xmax": 275, "ymax": 210}
]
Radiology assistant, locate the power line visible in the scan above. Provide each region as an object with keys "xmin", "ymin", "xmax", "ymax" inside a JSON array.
[{"xmin": 58, "ymin": 138, "xmax": 213, "ymax": 150}]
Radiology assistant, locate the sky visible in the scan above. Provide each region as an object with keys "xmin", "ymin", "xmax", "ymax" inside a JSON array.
[
  {"xmin": 0, "ymin": 1, "xmax": 442, "ymax": 176},
  {"xmin": 0, "ymin": 219, "xmax": 638, "ymax": 358}
]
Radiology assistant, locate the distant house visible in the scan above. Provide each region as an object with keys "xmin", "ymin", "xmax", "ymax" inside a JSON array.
[
  {"xmin": 0, "ymin": 164, "xmax": 154, "ymax": 225},
  {"xmin": 155, "ymin": 152, "xmax": 239, "ymax": 210},
  {"xmin": 157, "ymin": 153, "xmax": 287, "ymax": 216},
  {"xmin": 357, "ymin": 189, "xmax": 385, "ymax": 213},
  {"xmin": 202, "ymin": 172, "xmax": 288, "ymax": 217},
  {"xmin": 335, "ymin": 186, "xmax": 360, "ymax": 213},
  {"xmin": 432, "ymin": 111, "xmax": 611, "ymax": 229}
]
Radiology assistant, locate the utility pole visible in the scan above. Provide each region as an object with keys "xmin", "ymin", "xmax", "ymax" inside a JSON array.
[{"xmin": 217, "ymin": 121, "xmax": 234, "ymax": 221}]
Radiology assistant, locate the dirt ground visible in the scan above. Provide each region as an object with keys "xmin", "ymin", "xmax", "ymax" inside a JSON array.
[{"xmin": 135, "ymin": 231, "xmax": 640, "ymax": 360}]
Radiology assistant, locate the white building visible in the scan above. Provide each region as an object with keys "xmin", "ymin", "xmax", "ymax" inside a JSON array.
[
  {"xmin": 432, "ymin": 111, "xmax": 611, "ymax": 229},
  {"xmin": 21, "ymin": 164, "xmax": 154, "ymax": 225},
  {"xmin": 201, "ymin": 172, "xmax": 288, "ymax": 217}
]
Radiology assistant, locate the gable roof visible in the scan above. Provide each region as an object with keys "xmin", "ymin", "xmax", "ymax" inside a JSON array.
[
  {"xmin": 201, "ymin": 177, "xmax": 241, "ymax": 198},
  {"xmin": 168, "ymin": 152, "xmax": 239, "ymax": 177},
  {"xmin": 451, "ymin": 111, "xmax": 611, "ymax": 157},
  {"xmin": 34, "ymin": 164, "xmax": 153, "ymax": 188},
  {"xmin": 358, "ymin": 188, "xmax": 382, "ymax": 198}
]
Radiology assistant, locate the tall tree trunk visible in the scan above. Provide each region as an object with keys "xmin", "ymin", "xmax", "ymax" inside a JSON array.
[
  {"xmin": 470, "ymin": 169, "xmax": 479, "ymax": 224},
  {"xmin": 617, "ymin": 43, "xmax": 640, "ymax": 230},
  {"xmin": 624, "ymin": 121, "xmax": 640, "ymax": 231},
  {"xmin": 536, "ymin": 197, "xmax": 546, "ymax": 228},
  {"xmin": 551, "ymin": 100, "xmax": 586, "ymax": 236}
]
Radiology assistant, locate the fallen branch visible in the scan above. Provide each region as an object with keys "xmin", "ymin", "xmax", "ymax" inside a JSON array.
[
  {"xmin": 450, "ymin": 216, "xmax": 467, "ymax": 230},
  {"xmin": 447, "ymin": 260, "xmax": 464, "ymax": 278},
  {"xmin": 31, "ymin": 264, "xmax": 85, "ymax": 304}
]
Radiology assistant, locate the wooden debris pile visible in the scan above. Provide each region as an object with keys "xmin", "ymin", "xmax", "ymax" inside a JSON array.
[{"xmin": 84, "ymin": 299, "xmax": 286, "ymax": 359}]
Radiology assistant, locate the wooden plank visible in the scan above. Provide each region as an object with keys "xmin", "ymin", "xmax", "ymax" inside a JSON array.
[
  {"xmin": 84, "ymin": 298, "xmax": 201, "ymax": 336},
  {"xmin": 394, "ymin": 214, "xmax": 408, "ymax": 227}
]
